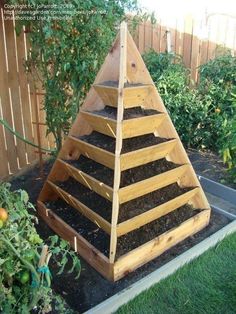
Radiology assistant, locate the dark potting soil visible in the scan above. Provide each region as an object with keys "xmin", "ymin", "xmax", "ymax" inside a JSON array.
[
  {"xmin": 46, "ymin": 197, "xmax": 201, "ymax": 259},
  {"xmin": 57, "ymin": 178, "xmax": 192, "ymax": 223},
  {"xmin": 78, "ymin": 132, "xmax": 169, "ymax": 153},
  {"xmin": 66, "ymin": 155, "xmax": 178, "ymax": 187},
  {"xmin": 90, "ymin": 106, "xmax": 160, "ymax": 120},
  {"xmin": 97, "ymin": 80, "xmax": 146, "ymax": 88}
]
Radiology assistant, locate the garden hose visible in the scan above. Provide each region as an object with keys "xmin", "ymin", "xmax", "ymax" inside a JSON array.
[{"xmin": 0, "ymin": 118, "xmax": 55, "ymax": 153}]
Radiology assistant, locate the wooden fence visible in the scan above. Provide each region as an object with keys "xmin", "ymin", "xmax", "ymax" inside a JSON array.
[
  {"xmin": 132, "ymin": 15, "xmax": 236, "ymax": 82},
  {"xmin": 0, "ymin": 8, "xmax": 54, "ymax": 180},
  {"xmin": 0, "ymin": 11, "xmax": 236, "ymax": 179}
]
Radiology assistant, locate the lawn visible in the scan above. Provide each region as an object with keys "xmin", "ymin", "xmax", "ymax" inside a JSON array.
[{"xmin": 116, "ymin": 232, "xmax": 236, "ymax": 314}]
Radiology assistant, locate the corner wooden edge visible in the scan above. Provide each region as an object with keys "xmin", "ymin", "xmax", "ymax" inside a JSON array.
[{"xmin": 37, "ymin": 200, "xmax": 114, "ymax": 281}]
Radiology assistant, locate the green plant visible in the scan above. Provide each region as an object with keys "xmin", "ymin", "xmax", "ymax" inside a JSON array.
[
  {"xmin": 198, "ymin": 54, "xmax": 236, "ymax": 178},
  {"xmin": 143, "ymin": 50, "xmax": 236, "ymax": 182},
  {"xmin": 143, "ymin": 50, "xmax": 208, "ymax": 148},
  {"xmin": 8, "ymin": 0, "xmax": 147, "ymax": 151},
  {"xmin": 0, "ymin": 182, "xmax": 80, "ymax": 313}
]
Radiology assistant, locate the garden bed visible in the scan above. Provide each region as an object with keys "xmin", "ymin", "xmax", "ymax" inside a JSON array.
[
  {"xmin": 9, "ymin": 150, "xmax": 234, "ymax": 313},
  {"xmin": 46, "ymin": 197, "xmax": 200, "ymax": 258},
  {"xmin": 66, "ymin": 155, "xmax": 177, "ymax": 187},
  {"xmin": 55, "ymin": 178, "xmax": 193, "ymax": 224},
  {"xmin": 77, "ymin": 132, "xmax": 169, "ymax": 153},
  {"xmin": 90, "ymin": 106, "xmax": 160, "ymax": 120}
]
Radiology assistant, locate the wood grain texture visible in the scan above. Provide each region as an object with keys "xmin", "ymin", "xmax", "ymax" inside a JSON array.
[
  {"xmin": 117, "ymin": 187, "xmax": 200, "ymax": 236},
  {"xmin": 114, "ymin": 209, "xmax": 210, "ymax": 280},
  {"xmin": 118, "ymin": 164, "xmax": 190, "ymax": 204},
  {"xmin": 120, "ymin": 139, "xmax": 177, "ymax": 171}
]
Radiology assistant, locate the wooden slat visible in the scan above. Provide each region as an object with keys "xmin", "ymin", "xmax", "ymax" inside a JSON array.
[
  {"xmin": 94, "ymin": 84, "xmax": 152, "ymax": 108},
  {"xmin": 5, "ymin": 19, "xmax": 27, "ymax": 168},
  {"xmin": 57, "ymin": 159, "xmax": 113, "ymax": 201},
  {"xmin": 81, "ymin": 110, "xmax": 116, "ymax": 138},
  {"xmin": 109, "ymin": 21, "xmax": 127, "ymax": 263},
  {"xmin": 81, "ymin": 110, "xmax": 166, "ymax": 139},
  {"xmin": 114, "ymin": 209, "xmax": 210, "ymax": 280},
  {"xmin": 47, "ymin": 181, "xmax": 112, "ymax": 234},
  {"xmin": 118, "ymin": 164, "xmax": 189, "ymax": 204},
  {"xmin": 15, "ymin": 28, "xmax": 35, "ymax": 162},
  {"xmin": 144, "ymin": 21, "xmax": 152, "ymax": 52},
  {"xmin": 123, "ymin": 86, "xmax": 152, "ymax": 108},
  {"xmin": 68, "ymin": 136, "xmax": 115, "ymax": 169},
  {"xmin": 93, "ymin": 85, "xmax": 118, "ymax": 108},
  {"xmin": 122, "ymin": 113, "xmax": 166, "ymax": 139},
  {"xmin": 117, "ymin": 187, "xmax": 200, "ymax": 236},
  {"xmin": 120, "ymin": 139, "xmax": 177, "ymax": 171},
  {"xmin": 183, "ymin": 16, "xmax": 193, "ymax": 68},
  {"xmin": 138, "ymin": 22, "xmax": 145, "ymax": 54},
  {"xmin": 0, "ymin": 11, "xmax": 18, "ymax": 173},
  {"xmin": 37, "ymin": 201, "xmax": 113, "ymax": 281}
]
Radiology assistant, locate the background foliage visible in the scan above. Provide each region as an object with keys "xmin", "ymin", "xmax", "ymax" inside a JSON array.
[
  {"xmin": 143, "ymin": 50, "xmax": 236, "ymax": 182},
  {"xmin": 9, "ymin": 0, "xmax": 147, "ymax": 151}
]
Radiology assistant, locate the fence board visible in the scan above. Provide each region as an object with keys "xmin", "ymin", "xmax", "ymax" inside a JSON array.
[
  {"xmin": 15, "ymin": 29, "xmax": 36, "ymax": 162},
  {"xmin": 4, "ymin": 18, "xmax": 27, "ymax": 168},
  {"xmin": 0, "ymin": 11, "xmax": 18, "ymax": 174}
]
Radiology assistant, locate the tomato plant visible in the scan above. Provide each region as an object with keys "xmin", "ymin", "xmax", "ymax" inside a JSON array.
[
  {"xmin": 0, "ymin": 183, "xmax": 80, "ymax": 313},
  {"xmin": 143, "ymin": 50, "xmax": 236, "ymax": 182},
  {"xmin": 7, "ymin": 0, "xmax": 148, "ymax": 152}
]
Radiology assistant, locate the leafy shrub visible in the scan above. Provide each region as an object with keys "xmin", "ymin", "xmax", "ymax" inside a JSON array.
[
  {"xmin": 9, "ymin": 0, "xmax": 145, "ymax": 151},
  {"xmin": 143, "ymin": 51, "xmax": 207, "ymax": 148},
  {"xmin": 0, "ymin": 183, "xmax": 80, "ymax": 313},
  {"xmin": 143, "ymin": 50, "xmax": 236, "ymax": 181},
  {"xmin": 198, "ymin": 55, "xmax": 236, "ymax": 178}
]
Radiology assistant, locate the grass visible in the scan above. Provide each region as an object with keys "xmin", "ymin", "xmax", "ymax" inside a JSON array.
[{"xmin": 116, "ymin": 232, "xmax": 236, "ymax": 314}]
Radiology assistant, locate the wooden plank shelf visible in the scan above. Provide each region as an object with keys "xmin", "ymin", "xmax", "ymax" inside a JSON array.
[
  {"xmin": 114, "ymin": 209, "xmax": 211, "ymax": 281},
  {"xmin": 47, "ymin": 180, "xmax": 112, "ymax": 234},
  {"xmin": 116, "ymin": 187, "xmax": 200, "ymax": 236},
  {"xmin": 120, "ymin": 139, "xmax": 177, "ymax": 170},
  {"xmin": 68, "ymin": 136, "xmax": 177, "ymax": 171},
  {"xmin": 93, "ymin": 84, "xmax": 153, "ymax": 108},
  {"xmin": 118, "ymin": 164, "xmax": 190, "ymax": 204},
  {"xmin": 68, "ymin": 136, "xmax": 115, "ymax": 169},
  {"xmin": 37, "ymin": 200, "xmax": 113, "ymax": 281},
  {"xmin": 81, "ymin": 110, "xmax": 166, "ymax": 139},
  {"xmin": 57, "ymin": 159, "xmax": 113, "ymax": 201}
]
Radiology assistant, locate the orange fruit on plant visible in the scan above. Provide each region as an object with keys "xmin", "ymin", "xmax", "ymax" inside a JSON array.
[{"xmin": 0, "ymin": 208, "xmax": 8, "ymax": 222}]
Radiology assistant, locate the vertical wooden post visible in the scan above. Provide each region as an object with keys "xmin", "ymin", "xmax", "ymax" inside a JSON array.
[{"xmin": 109, "ymin": 21, "xmax": 127, "ymax": 263}]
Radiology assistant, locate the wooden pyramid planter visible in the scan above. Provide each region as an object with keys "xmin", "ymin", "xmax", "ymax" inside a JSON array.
[{"xmin": 37, "ymin": 22, "xmax": 211, "ymax": 281}]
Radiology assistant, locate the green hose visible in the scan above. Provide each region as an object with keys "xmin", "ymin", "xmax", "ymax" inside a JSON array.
[{"xmin": 0, "ymin": 118, "xmax": 56, "ymax": 153}]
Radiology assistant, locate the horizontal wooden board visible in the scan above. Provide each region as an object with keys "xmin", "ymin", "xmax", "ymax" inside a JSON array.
[
  {"xmin": 94, "ymin": 84, "xmax": 153, "ymax": 108},
  {"xmin": 81, "ymin": 111, "xmax": 117, "ymax": 138},
  {"xmin": 93, "ymin": 85, "xmax": 118, "ymax": 108},
  {"xmin": 122, "ymin": 113, "xmax": 166, "ymax": 138},
  {"xmin": 120, "ymin": 139, "xmax": 177, "ymax": 170},
  {"xmin": 47, "ymin": 180, "xmax": 111, "ymax": 234},
  {"xmin": 114, "ymin": 209, "xmax": 210, "ymax": 281},
  {"xmin": 117, "ymin": 187, "xmax": 200, "ymax": 236},
  {"xmin": 37, "ymin": 201, "xmax": 113, "ymax": 281},
  {"xmin": 57, "ymin": 159, "xmax": 113, "ymax": 201},
  {"xmin": 123, "ymin": 85, "xmax": 153, "ymax": 108},
  {"xmin": 118, "ymin": 164, "xmax": 189, "ymax": 204},
  {"xmin": 81, "ymin": 110, "xmax": 166, "ymax": 139},
  {"xmin": 68, "ymin": 136, "xmax": 115, "ymax": 169}
]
